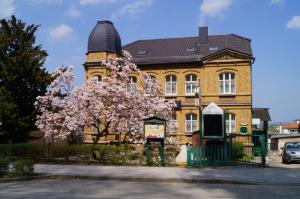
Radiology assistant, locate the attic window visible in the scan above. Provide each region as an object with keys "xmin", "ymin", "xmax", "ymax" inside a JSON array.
[
  {"xmin": 137, "ymin": 50, "xmax": 148, "ymax": 55},
  {"xmin": 186, "ymin": 48, "xmax": 195, "ymax": 52},
  {"xmin": 209, "ymin": 47, "xmax": 218, "ymax": 51}
]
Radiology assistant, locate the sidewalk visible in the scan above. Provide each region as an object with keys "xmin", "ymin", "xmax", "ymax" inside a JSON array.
[{"xmin": 34, "ymin": 164, "xmax": 300, "ymax": 185}]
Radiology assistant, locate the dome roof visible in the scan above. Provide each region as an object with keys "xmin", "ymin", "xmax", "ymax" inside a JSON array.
[{"xmin": 87, "ymin": 20, "xmax": 121, "ymax": 54}]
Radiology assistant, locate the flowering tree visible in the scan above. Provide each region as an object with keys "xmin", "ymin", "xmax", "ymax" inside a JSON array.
[{"xmin": 35, "ymin": 51, "xmax": 176, "ymax": 144}]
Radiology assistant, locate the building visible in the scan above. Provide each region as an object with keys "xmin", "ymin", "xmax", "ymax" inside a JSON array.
[
  {"xmin": 83, "ymin": 20, "xmax": 254, "ymax": 144},
  {"xmin": 279, "ymin": 119, "xmax": 300, "ymax": 134}
]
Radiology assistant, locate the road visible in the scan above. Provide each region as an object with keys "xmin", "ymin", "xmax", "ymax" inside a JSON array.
[
  {"xmin": 1, "ymin": 179, "xmax": 300, "ymax": 199},
  {"xmin": 268, "ymin": 154, "xmax": 300, "ymax": 168}
]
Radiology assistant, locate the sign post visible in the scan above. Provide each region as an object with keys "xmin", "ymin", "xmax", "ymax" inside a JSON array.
[{"xmin": 143, "ymin": 116, "xmax": 166, "ymax": 166}]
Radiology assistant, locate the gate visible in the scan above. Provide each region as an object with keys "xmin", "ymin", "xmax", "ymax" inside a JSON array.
[{"xmin": 187, "ymin": 132, "xmax": 267, "ymax": 167}]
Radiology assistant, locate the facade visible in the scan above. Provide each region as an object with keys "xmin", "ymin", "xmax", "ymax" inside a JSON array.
[{"xmin": 84, "ymin": 21, "xmax": 254, "ymax": 144}]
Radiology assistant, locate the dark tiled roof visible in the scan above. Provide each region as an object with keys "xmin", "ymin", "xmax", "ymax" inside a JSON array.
[
  {"xmin": 123, "ymin": 34, "xmax": 252, "ymax": 65},
  {"xmin": 252, "ymin": 108, "xmax": 271, "ymax": 121},
  {"xmin": 271, "ymin": 133, "xmax": 300, "ymax": 139}
]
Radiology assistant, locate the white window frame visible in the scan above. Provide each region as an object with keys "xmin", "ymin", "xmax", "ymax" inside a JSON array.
[
  {"xmin": 185, "ymin": 74, "xmax": 197, "ymax": 95},
  {"xmin": 226, "ymin": 113, "xmax": 236, "ymax": 134},
  {"xmin": 185, "ymin": 113, "xmax": 197, "ymax": 133},
  {"xmin": 165, "ymin": 75, "xmax": 177, "ymax": 96},
  {"xmin": 92, "ymin": 75, "xmax": 102, "ymax": 82},
  {"xmin": 219, "ymin": 73, "xmax": 235, "ymax": 94},
  {"xmin": 127, "ymin": 76, "xmax": 137, "ymax": 93}
]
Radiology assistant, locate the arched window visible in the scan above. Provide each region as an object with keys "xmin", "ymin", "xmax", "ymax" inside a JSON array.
[
  {"xmin": 185, "ymin": 113, "xmax": 197, "ymax": 132},
  {"xmin": 127, "ymin": 76, "xmax": 137, "ymax": 93},
  {"xmin": 219, "ymin": 73, "xmax": 235, "ymax": 94},
  {"xmin": 165, "ymin": 75, "xmax": 177, "ymax": 95},
  {"xmin": 185, "ymin": 74, "xmax": 197, "ymax": 95},
  {"xmin": 92, "ymin": 75, "xmax": 102, "ymax": 82},
  {"xmin": 225, "ymin": 113, "xmax": 236, "ymax": 134},
  {"xmin": 145, "ymin": 75, "xmax": 156, "ymax": 94}
]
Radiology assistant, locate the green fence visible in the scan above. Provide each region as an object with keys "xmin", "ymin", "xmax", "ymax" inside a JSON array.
[{"xmin": 187, "ymin": 133, "xmax": 267, "ymax": 167}]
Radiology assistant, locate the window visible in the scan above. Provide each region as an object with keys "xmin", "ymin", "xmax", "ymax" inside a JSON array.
[
  {"xmin": 185, "ymin": 113, "xmax": 197, "ymax": 133},
  {"xmin": 165, "ymin": 75, "xmax": 177, "ymax": 95},
  {"xmin": 127, "ymin": 76, "xmax": 137, "ymax": 93},
  {"xmin": 145, "ymin": 75, "xmax": 156, "ymax": 94},
  {"xmin": 226, "ymin": 113, "xmax": 236, "ymax": 134},
  {"xmin": 185, "ymin": 74, "xmax": 197, "ymax": 95},
  {"xmin": 92, "ymin": 75, "xmax": 102, "ymax": 82},
  {"xmin": 219, "ymin": 73, "xmax": 235, "ymax": 94},
  {"xmin": 137, "ymin": 49, "xmax": 148, "ymax": 55},
  {"xmin": 170, "ymin": 114, "xmax": 177, "ymax": 126}
]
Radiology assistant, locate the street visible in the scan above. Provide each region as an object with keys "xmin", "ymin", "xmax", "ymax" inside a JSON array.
[
  {"xmin": 1, "ymin": 179, "xmax": 300, "ymax": 199},
  {"xmin": 268, "ymin": 154, "xmax": 300, "ymax": 169}
]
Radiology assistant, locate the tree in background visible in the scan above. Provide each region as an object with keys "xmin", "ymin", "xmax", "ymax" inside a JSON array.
[
  {"xmin": 35, "ymin": 51, "xmax": 177, "ymax": 144},
  {"xmin": 0, "ymin": 16, "xmax": 51, "ymax": 143}
]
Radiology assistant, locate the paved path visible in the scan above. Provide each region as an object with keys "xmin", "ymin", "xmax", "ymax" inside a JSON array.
[
  {"xmin": 1, "ymin": 178, "xmax": 300, "ymax": 199},
  {"xmin": 34, "ymin": 164, "xmax": 300, "ymax": 185}
]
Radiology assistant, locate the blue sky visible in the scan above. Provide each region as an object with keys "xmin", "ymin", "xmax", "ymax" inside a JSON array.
[{"xmin": 1, "ymin": 0, "xmax": 300, "ymax": 123}]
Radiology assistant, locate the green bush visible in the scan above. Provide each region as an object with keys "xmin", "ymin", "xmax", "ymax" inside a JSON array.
[
  {"xmin": 0, "ymin": 144, "xmax": 44, "ymax": 159},
  {"xmin": 12, "ymin": 159, "xmax": 34, "ymax": 176},
  {"xmin": 0, "ymin": 156, "xmax": 9, "ymax": 176},
  {"xmin": 231, "ymin": 142, "xmax": 244, "ymax": 160}
]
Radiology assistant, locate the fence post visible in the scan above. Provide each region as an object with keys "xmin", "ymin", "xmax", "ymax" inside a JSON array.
[
  {"xmin": 159, "ymin": 144, "xmax": 165, "ymax": 167},
  {"xmin": 187, "ymin": 146, "xmax": 191, "ymax": 166},
  {"xmin": 260, "ymin": 135, "xmax": 266, "ymax": 167},
  {"xmin": 145, "ymin": 143, "xmax": 151, "ymax": 166}
]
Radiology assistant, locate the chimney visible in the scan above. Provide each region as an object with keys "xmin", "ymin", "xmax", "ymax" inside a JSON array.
[{"xmin": 199, "ymin": 27, "xmax": 208, "ymax": 44}]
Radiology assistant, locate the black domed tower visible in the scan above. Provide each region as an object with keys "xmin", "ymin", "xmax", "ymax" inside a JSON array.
[
  {"xmin": 84, "ymin": 20, "xmax": 122, "ymax": 82},
  {"xmin": 87, "ymin": 20, "xmax": 122, "ymax": 54}
]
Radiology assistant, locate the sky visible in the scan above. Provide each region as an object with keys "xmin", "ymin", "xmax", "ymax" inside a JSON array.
[{"xmin": 0, "ymin": 0, "xmax": 300, "ymax": 123}]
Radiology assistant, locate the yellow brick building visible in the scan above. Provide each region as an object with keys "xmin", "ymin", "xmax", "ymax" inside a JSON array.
[{"xmin": 84, "ymin": 21, "xmax": 254, "ymax": 144}]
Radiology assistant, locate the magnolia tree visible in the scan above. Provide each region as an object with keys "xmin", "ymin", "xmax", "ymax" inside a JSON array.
[{"xmin": 35, "ymin": 51, "xmax": 177, "ymax": 144}]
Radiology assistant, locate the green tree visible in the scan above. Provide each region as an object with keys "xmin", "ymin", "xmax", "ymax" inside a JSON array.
[{"xmin": 0, "ymin": 16, "xmax": 51, "ymax": 143}]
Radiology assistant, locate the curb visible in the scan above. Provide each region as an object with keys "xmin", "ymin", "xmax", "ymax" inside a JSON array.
[
  {"xmin": 2, "ymin": 174, "xmax": 300, "ymax": 186},
  {"xmin": 0, "ymin": 175, "xmax": 48, "ymax": 183}
]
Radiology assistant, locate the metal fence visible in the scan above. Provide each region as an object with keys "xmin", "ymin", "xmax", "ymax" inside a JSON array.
[{"xmin": 187, "ymin": 132, "xmax": 267, "ymax": 167}]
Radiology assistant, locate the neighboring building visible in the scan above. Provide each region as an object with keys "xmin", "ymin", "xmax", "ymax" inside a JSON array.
[
  {"xmin": 270, "ymin": 133, "xmax": 300, "ymax": 153},
  {"xmin": 279, "ymin": 119, "xmax": 300, "ymax": 134},
  {"xmin": 83, "ymin": 21, "xmax": 254, "ymax": 144}
]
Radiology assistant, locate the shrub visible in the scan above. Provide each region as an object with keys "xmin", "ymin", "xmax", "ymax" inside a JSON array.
[
  {"xmin": 0, "ymin": 156, "xmax": 9, "ymax": 176},
  {"xmin": 231, "ymin": 142, "xmax": 244, "ymax": 160},
  {"xmin": 12, "ymin": 159, "xmax": 34, "ymax": 176},
  {"xmin": 0, "ymin": 144, "xmax": 44, "ymax": 159}
]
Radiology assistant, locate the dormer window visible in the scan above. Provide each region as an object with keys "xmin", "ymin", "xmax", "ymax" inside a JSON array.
[
  {"xmin": 186, "ymin": 48, "xmax": 195, "ymax": 52},
  {"xmin": 137, "ymin": 50, "xmax": 148, "ymax": 55},
  {"xmin": 209, "ymin": 47, "xmax": 218, "ymax": 51}
]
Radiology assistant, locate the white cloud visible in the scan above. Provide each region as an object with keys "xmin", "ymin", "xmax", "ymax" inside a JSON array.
[
  {"xmin": 0, "ymin": 0, "xmax": 16, "ymax": 18},
  {"xmin": 111, "ymin": 0, "xmax": 153, "ymax": 20},
  {"xmin": 199, "ymin": 0, "xmax": 233, "ymax": 25},
  {"xmin": 26, "ymin": 0, "xmax": 64, "ymax": 4},
  {"xmin": 66, "ymin": 4, "xmax": 80, "ymax": 18},
  {"xmin": 270, "ymin": 0, "xmax": 283, "ymax": 5},
  {"xmin": 80, "ymin": 0, "xmax": 118, "ymax": 5},
  {"xmin": 49, "ymin": 24, "xmax": 74, "ymax": 39},
  {"xmin": 287, "ymin": 16, "xmax": 300, "ymax": 29}
]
